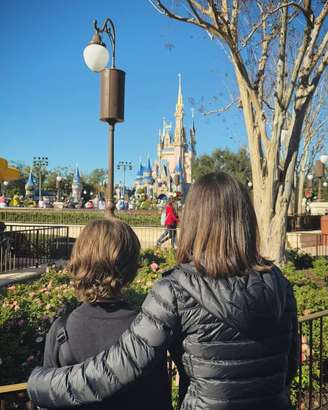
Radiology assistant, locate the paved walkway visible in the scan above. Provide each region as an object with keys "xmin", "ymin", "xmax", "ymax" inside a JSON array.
[{"xmin": 0, "ymin": 266, "xmax": 44, "ymax": 288}]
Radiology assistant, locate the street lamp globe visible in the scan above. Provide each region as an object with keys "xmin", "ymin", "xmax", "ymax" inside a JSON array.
[
  {"xmin": 247, "ymin": 181, "xmax": 253, "ymax": 188},
  {"xmin": 307, "ymin": 174, "xmax": 314, "ymax": 181},
  {"xmin": 320, "ymin": 155, "xmax": 328, "ymax": 165},
  {"xmin": 3, "ymin": 181, "xmax": 8, "ymax": 186},
  {"xmin": 323, "ymin": 181, "xmax": 328, "ymax": 188},
  {"xmin": 83, "ymin": 42, "xmax": 109, "ymax": 72},
  {"xmin": 56, "ymin": 175, "xmax": 62, "ymax": 182}
]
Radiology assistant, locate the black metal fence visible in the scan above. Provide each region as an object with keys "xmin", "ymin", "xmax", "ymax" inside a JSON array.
[
  {"xmin": 290, "ymin": 233, "xmax": 328, "ymax": 257},
  {"xmin": 0, "ymin": 226, "xmax": 71, "ymax": 273},
  {"xmin": 295, "ymin": 310, "xmax": 328, "ymax": 409}
]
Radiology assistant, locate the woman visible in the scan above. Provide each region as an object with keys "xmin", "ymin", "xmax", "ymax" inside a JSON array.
[
  {"xmin": 156, "ymin": 198, "xmax": 179, "ymax": 248},
  {"xmin": 28, "ymin": 172, "xmax": 299, "ymax": 410},
  {"xmin": 41, "ymin": 218, "xmax": 171, "ymax": 410}
]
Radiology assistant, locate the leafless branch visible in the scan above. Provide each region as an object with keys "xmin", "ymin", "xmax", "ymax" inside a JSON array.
[{"xmin": 203, "ymin": 98, "xmax": 239, "ymax": 116}]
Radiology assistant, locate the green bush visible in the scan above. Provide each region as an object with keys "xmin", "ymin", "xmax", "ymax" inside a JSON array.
[
  {"xmin": 0, "ymin": 209, "xmax": 161, "ymax": 226},
  {"xmin": 312, "ymin": 257, "xmax": 328, "ymax": 281},
  {"xmin": 286, "ymin": 249, "xmax": 314, "ymax": 269}
]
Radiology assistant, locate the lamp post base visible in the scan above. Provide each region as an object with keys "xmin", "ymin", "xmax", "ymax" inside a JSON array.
[{"xmin": 106, "ymin": 199, "xmax": 116, "ymax": 217}]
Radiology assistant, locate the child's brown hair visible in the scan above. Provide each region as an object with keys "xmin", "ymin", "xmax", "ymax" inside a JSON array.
[{"xmin": 68, "ymin": 218, "xmax": 140, "ymax": 303}]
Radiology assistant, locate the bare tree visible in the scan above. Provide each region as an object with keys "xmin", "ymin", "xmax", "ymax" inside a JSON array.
[
  {"xmin": 295, "ymin": 74, "xmax": 328, "ymax": 215},
  {"xmin": 149, "ymin": 0, "xmax": 328, "ymax": 263}
]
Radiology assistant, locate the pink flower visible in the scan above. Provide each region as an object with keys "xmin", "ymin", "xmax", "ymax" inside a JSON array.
[
  {"xmin": 150, "ymin": 262, "xmax": 159, "ymax": 272},
  {"xmin": 26, "ymin": 355, "xmax": 34, "ymax": 362},
  {"xmin": 29, "ymin": 292, "xmax": 36, "ymax": 298},
  {"xmin": 14, "ymin": 304, "xmax": 20, "ymax": 311}
]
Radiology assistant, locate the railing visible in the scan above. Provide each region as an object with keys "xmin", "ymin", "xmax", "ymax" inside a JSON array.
[
  {"xmin": 291, "ymin": 233, "xmax": 328, "ymax": 257},
  {"xmin": 288, "ymin": 215, "xmax": 321, "ymax": 232},
  {"xmin": 1, "ymin": 311, "xmax": 328, "ymax": 409},
  {"xmin": 3, "ymin": 224, "xmax": 178, "ymax": 251},
  {"xmin": 0, "ymin": 226, "xmax": 71, "ymax": 273},
  {"xmin": 0, "ymin": 383, "xmax": 33, "ymax": 410},
  {"xmin": 296, "ymin": 310, "xmax": 328, "ymax": 409}
]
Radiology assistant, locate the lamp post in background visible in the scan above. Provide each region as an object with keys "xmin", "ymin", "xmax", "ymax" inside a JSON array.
[
  {"xmin": 56, "ymin": 175, "xmax": 62, "ymax": 202},
  {"xmin": 117, "ymin": 161, "xmax": 132, "ymax": 198},
  {"xmin": 83, "ymin": 18, "xmax": 125, "ymax": 217},
  {"xmin": 33, "ymin": 156, "xmax": 48, "ymax": 204}
]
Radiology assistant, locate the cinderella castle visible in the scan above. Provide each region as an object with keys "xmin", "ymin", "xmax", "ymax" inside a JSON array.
[{"xmin": 134, "ymin": 74, "xmax": 196, "ymax": 198}]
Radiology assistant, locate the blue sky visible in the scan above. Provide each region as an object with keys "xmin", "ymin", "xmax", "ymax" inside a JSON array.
[{"xmin": 0, "ymin": 0, "xmax": 246, "ymax": 185}]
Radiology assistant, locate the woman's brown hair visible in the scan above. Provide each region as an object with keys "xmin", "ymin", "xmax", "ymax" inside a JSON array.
[
  {"xmin": 176, "ymin": 172, "xmax": 271, "ymax": 277},
  {"xmin": 68, "ymin": 218, "xmax": 140, "ymax": 302}
]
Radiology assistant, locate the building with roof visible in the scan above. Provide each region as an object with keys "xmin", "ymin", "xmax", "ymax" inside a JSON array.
[{"xmin": 134, "ymin": 75, "xmax": 196, "ymax": 198}]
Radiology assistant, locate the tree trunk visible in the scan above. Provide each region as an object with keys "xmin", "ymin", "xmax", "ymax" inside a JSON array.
[
  {"xmin": 256, "ymin": 188, "xmax": 289, "ymax": 263},
  {"xmin": 297, "ymin": 171, "xmax": 306, "ymax": 215}
]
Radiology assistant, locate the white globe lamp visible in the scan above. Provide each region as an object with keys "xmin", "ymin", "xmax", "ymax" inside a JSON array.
[
  {"xmin": 247, "ymin": 181, "xmax": 253, "ymax": 188},
  {"xmin": 320, "ymin": 155, "xmax": 328, "ymax": 165},
  {"xmin": 307, "ymin": 174, "xmax": 314, "ymax": 181},
  {"xmin": 83, "ymin": 42, "xmax": 109, "ymax": 72}
]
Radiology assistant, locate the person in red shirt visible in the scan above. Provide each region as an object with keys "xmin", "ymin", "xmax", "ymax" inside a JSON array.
[{"xmin": 156, "ymin": 199, "xmax": 179, "ymax": 248}]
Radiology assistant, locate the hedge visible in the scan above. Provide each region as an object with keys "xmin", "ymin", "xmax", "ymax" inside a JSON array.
[{"xmin": 0, "ymin": 209, "xmax": 161, "ymax": 226}]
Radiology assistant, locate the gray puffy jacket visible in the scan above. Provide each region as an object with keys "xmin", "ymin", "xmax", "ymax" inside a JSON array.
[{"xmin": 28, "ymin": 264, "xmax": 298, "ymax": 410}]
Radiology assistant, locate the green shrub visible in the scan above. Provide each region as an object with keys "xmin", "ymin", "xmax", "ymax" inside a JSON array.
[
  {"xmin": 286, "ymin": 249, "xmax": 314, "ymax": 269},
  {"xmin": 312, "ymin": 257, "xmax": 328, "ymax": 281},
  {"xmin": 0, "ymin": 209, "xmax": 161, "ymax": 226}
]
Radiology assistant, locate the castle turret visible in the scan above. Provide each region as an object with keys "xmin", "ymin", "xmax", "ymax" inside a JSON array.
[
  {"xmin": 135, "ymin": 160, "xmax": 144, "ymax": 188},
  {"xmin": 25, "ymin": 171, "xmax": 36, "ymax": 198},
  {"xmin": 72, "ymin": 166, "xmax": 82, "ymax": 202}
]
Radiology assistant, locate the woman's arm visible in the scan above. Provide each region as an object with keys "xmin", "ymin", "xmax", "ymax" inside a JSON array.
[{"xmin": 28, "ymin": 278, "xmax": 178, "ymax": 408}]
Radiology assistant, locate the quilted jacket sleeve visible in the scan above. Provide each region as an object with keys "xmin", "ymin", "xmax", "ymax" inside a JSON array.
[{"xmin": 28, "ymin": 278, "xmax": 178, "ymax": 408}]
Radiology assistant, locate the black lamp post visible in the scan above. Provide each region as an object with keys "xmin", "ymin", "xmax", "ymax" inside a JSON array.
[
  {"xmin": 83, "ymin": 18, "xmax": 125, "ymax": 216},
  {"xmin": 33, "ymin": 156, "xmax": 48, "ymax": 203},
  {"xmin": 117, "ymin": 161, "xmax": 132, "ymax": 198},
  {"xmin": 56, "ymin": 175, "xmax": 62, "ymax": 202}
]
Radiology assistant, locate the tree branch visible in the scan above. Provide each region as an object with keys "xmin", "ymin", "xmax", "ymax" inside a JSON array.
[{"xmin": 203, "ymin": 98, "xmax": 239, "ymax": 116}]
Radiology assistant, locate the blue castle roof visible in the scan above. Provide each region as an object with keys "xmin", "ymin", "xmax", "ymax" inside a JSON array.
[
  {"xmin": 175, "ymin": 159, "xmax": 183, "ymax": 174},
  {"xmin": 73, "ymin": 166, "xmax": 81, "ymax": 184},
  {"xmin": 136, "ymin": 161, "xmax": 144, "ymax": 178},
  {"xmin": 143, "ymin": 157, "xmax": 152, "ymax": 174},
  {"xmin": 25, "ymin": 171, "xmax": 36, "ymax": 188}
]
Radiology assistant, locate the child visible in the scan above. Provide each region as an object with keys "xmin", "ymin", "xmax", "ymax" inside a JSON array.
[{"xmin": 43, "ymin": 218, "xmax": 172, "ymax": 410}]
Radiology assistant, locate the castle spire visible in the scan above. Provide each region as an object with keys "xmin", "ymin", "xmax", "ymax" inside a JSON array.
[
  {"xmin": 176, "ymin": 73, "xmax": 183, "ymax": 111},
  {"xmin": 174, "ymin": 73, "xmax": 185, "ymax": 146}
]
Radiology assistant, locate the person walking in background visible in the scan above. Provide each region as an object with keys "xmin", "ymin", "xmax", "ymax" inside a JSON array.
[
  {"xmin": 28, "ymin": 172, "xmax": 299, "ymax": 410},
  {"xmin": 156, "ymin": 198, "xmax": 179, "ymax": 248},
  {"xmin": 41, "ymin": 218, "xmax": 171, "ymax": 410}
]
